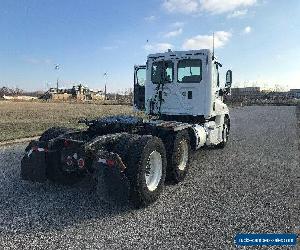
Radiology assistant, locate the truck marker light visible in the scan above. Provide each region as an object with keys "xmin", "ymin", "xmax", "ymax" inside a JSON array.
[
  {"xmin": 106, "ymin": 159, "xmax": 115, "ymax": 167},
  {"xmin": 64, "ymin": 140, "xmax": 71, "ymax": 147},
  {"xmin": 78, "ymin": 158, "xmax": 85, "ymax": 168}
]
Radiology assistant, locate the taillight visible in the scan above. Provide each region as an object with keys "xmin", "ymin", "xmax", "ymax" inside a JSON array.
[
  {"xmin": 78, "ymin": 158, "xmax": 85, "ymax": 168},
  {"xmin": 98, "ymin": 158, "xmax": 116, "ymax": 167},
  {"xmin": 106, "ymin": 159, "xmax": 115, "ymax": 167},
  {"xmin": 64, "ymin": 140, "xmax": 71, "ymax": 147}
]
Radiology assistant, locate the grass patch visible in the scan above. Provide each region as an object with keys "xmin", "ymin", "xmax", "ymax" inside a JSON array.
[{"xmin": 0, "ymin": 101, "xmax": 135, "ymax": 142}]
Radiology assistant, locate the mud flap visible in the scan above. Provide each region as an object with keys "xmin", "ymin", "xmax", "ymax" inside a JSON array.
[
  {"xmin": 93, "ymin": 161, "xmax": 130, "ymax": 205},
  {"xmin": 21, "ymin": 142, "xmax": 47, "ymax": 182}
]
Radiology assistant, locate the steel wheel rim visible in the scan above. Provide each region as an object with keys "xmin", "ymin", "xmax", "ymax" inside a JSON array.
[
  {"xmin": 178, "ymin": 140, "xmax": 189, "ymax": 171},
  {"xmin": 145, "ymin": 150, "xmax": 162, "ymax": 191}
]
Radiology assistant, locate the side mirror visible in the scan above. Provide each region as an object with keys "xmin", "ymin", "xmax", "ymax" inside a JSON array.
[{"xmin": 225, "ymin": 70, "xmax": 232, "ymax": 88}]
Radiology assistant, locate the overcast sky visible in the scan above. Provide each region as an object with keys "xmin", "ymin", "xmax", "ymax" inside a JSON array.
[{"xmin": 0, "ymin": 0, "xmax": 299, "ymax": 92}]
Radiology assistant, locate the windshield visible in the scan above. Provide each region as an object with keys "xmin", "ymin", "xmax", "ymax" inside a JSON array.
[{"xmin": 151, "ymin": 61, "xmax": 174, "ymax": 84}]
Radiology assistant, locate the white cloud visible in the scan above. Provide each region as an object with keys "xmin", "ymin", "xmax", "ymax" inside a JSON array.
[
  {"xmin": 162, "ymin": 0, "xmax": 257, "ymax": 14},
  {"xmin": 171, "ymin": 21, "xmax": 184, "ymax": 28},
  {"xmin": 145, "ymin": 15, "xmax": 156, "ymax": 22},
  {"xmin": 162, "ymin": 0, "xmax": 200, "ymax": 14},
  {"xmin": 182, "ymin": 31, "xmax": 232, "ymax": 50},
  {"xmin": 144, "ymin": 43, "xmax": 174, "ymax": 52},
  {"xmin": 227, "ymin": 9, "xmax": 248, "ymax": 18},
  {"xmin": 164, "ymin": 28, "xmax": 183, "ymax": 38},
  {"xmin": 200, "ymin": 0, "xmax": 256, "ymax": 14},
  {"xmin": 243, "ymin": 26, "xmax": 252, "ymax": 34}
]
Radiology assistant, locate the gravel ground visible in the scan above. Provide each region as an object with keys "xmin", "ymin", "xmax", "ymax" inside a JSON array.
[{"xmin": 0, "ymin": 106, "xmax": 298, "ymax": 249}]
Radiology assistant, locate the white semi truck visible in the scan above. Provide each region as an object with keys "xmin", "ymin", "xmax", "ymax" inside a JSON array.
[{"xmin": 21, "ymin": 49, "xmax": 232, "ymax": 208}]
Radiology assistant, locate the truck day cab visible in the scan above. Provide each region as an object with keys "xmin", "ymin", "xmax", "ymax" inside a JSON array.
[{"xmin": 21, "ymin": 49, "xmax": 232, "ymax": 208}]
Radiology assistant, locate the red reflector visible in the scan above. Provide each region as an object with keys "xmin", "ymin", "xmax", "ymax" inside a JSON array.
[
  {"xmin": 78, "ymin": 158, "xmax": 85, "ymax": 168},
  {"xmin": 106, "ymin": 159, "xmax": 115, "ymax": 167},
  {"xmin": 64, "ymin": 140, "xmax": 71, "ymax": 147}
]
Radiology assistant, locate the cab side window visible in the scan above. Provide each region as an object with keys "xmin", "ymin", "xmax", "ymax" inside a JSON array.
[
  {"xmin": 151, "ymin": 61, "xmax": 174, "ymax": 84},
  {"xmin": 177, "ymin": 59, "xmax": 202, "ymax": 83},
  {"xmin": 136, "ymin": 68, "xmax": 146, "ymax": 86}
]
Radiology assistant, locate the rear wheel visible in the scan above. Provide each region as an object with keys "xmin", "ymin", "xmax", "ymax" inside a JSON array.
[
  {"xmin": 164, "ymin": 130, "xmax": 191, "ymax": 184},
  {"xmin": 144, "ymin": 150, "xmax": 163, "ymax": 191},
  {"xmin": 125, "ymin": 136, "xmax": 167, "ymax": 208}
]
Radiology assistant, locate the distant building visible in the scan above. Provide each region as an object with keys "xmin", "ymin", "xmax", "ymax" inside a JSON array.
[
  {"xmin": 41, "ymin": 84, "xmax": 105, "ymax": 101},
  {"xmin": 228, "ymin": 86, "xmax": 298, "ymax": 102},
  {"xmin": 230, "ymin": 87, "xmax": 262, "ymax": 99},
  {"xmin": 289, "ymin": 89, "xmax": 300, "ymax": 98}
]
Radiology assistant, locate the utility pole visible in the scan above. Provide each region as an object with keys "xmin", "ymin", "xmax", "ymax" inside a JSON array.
[
  {"xmin": 55, "ymin": 64, "xmax": 60, "ymax": 92},
  {"xmin": 104, "ymin": 72, "xmax": 108, "ymax": 100}
]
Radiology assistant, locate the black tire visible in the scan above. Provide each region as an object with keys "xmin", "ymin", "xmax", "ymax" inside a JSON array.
[
  {"xmin": 163, "ymin": 130, "xmax": 191, "ymax": 184},
  {"xmin": 125, "ymin": 136, "xmax": 167, "ymax": 208},
  {"xmin": 112, "ymin": 134, "xmax": 141, "ymax": 164},
  {"xmin": 39, "ymin": 127, "xmax": 74, "ymax": 141},
  {"xmin": 216, "ymin": 116, "xmax": 229, "ymax": 149}
]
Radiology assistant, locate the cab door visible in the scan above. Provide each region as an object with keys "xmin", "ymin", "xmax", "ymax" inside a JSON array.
[
  {"xmin": 134, "ymin": 65, "xmax": 146, "ymax": 111},
  {"xmin": 160, "ymin": 57, "xmax": 206, "ymax": 116}
]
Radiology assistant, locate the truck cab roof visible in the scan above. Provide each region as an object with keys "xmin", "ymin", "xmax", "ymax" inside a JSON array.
[{"xmin": 147, "ymin": 49, "xmax": 212, "ymax": 61}]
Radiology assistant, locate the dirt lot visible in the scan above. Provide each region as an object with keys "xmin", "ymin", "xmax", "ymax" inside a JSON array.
[
  {"xmin": 0, "ymin": 101, "xmax": 134, "ymax": 142},
  {"xmin": 0, "ymin": 106, "xmax": 298, "ymax": 249}
]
